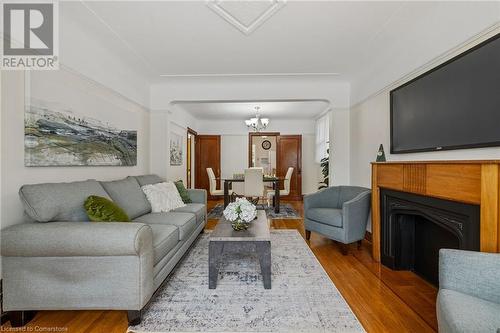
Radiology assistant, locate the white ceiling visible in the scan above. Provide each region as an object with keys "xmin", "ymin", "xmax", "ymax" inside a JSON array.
[
  {"xmin": 172, "ymin": 100, "xmax": 330, "ymax": 120},
  {"xmin": 61, "ymin": 1, "xmax": 500, "ymax": 104}
]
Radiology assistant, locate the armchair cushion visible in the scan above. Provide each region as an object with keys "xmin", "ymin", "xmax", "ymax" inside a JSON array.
[
  {"xmin": 306, "ymin": 208, "xmax": 343, "ymax": 227},
  {"xmin": 439, "ymin": 249, "xmax": 500, "ymax": 304},
  {"xmin": 437, "ymin": 289, "xmax": 500, "ymax": 333}
]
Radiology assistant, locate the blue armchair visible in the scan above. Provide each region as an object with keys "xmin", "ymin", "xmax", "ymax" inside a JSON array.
[
  {"xmin": 303, "ymin": 186, "xmax": 371, "ymax": 254},
  {"xmin": 437, "ymin": 249, "xmax": 500, "ymax": 333}
]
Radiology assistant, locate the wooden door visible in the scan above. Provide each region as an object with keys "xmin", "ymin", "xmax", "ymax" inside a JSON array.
[
  {"xmin": 277, "ymin": 135, "xmax": 302, "ymax": 200},
  {"xmin": 195, "ymin": 135, "xmax": 221, "ymax": 199}
]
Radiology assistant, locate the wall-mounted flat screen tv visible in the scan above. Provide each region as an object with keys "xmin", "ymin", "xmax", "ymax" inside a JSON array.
[{"xmin": 391, "ymin": 33, "xmax": 500, "ymax": 154}]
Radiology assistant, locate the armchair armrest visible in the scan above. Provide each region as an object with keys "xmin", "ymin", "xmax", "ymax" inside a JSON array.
[
  {"xmin": 439, "ymin": 249, "xmax": 500, "ymax": 304},
  {"xmin": 1, "ymin": 222, "xmax": 153, "ymax": 257},
  {"xmin": 342, "ymin": 190, "xmax": 371, "ymax": 243},
  {"xmin": 188, "ymin": 189, "xmax": 207, "ymax": 205}
]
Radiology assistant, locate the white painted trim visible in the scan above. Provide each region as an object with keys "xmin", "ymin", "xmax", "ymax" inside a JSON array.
[
  {"xmin": 56, "ymin": 63, "xmax": 150, "ymax": 111},
  {"xmin": 206, "ymin": 0, "xmax": 286, "ymax": 36}
]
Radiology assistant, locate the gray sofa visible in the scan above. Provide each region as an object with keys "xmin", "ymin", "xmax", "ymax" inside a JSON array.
[
  {"xmin": 1, "ymin": 174, "xmax": 207, "ymax": 327},
  {"xmin": 303, "ymin": 186, "xmax": 371, "ymax": 254},
  {"xmin": 437, "ymin": 249, "xmax": 500, "ymax": 333}
]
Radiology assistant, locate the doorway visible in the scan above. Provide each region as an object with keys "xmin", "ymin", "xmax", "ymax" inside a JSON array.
[
  {"xmin": 248, "ymin": 133, "xmax": 302, "ymax": 200},
  {"xmin": 186, "ymin": 127, "xmax": 197, "ymax": 189}
]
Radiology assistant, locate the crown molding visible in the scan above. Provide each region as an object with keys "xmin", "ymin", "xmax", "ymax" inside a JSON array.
[{"xmin": 159, "ymin": 72, "xmax": 340, "ymax": 78}]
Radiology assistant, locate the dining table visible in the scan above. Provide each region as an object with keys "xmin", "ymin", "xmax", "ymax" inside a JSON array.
[{"xmin": 219, "ymin": 176, "xmax": 283, "ymax": 213}]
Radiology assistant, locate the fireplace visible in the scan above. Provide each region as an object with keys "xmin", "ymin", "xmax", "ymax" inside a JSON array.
[{"xmin": 380, "ymin": 189, "xmax": 480, "ymax": 286}]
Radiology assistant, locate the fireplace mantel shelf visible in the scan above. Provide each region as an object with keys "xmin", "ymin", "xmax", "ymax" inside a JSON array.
[{"xmin": 371, "ymin": 160, "xmax": 500, "ymax": 261}]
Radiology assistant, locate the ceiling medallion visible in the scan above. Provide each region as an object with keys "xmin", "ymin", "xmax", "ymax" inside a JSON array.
[{"xmin": 207, "ymin": 0, "xmax": 286, "ymax": 36}]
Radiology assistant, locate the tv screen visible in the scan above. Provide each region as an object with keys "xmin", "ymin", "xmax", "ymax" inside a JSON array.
[{"xmin": 391, "ymin": 33, "xmax": 500, "ymax": 154}]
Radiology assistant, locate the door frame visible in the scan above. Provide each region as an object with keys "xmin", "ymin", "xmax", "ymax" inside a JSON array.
[
  {"xmin": 186, "ymin": 127, "xmax": 197, "ymax": 189},
  {"xmin": 195, "ymin": 135, "xmax": 221, "ymax": 200},
  {"xmin": 248, "ymin": 132, "xmax": 280, "ymax": 168}
]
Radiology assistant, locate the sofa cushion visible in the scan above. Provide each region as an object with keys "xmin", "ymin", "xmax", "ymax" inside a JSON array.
[
  {"xmin": 148, "ymin": 224, "xmax": 179, "ymax": 266},
  {"xmin": 437, "ymin": 289, "xmax": 500, "ymax": 333},
  {"xmin": 19, "ymin": 180, "xmax": 110, "ymax": 222},
  {"xmin": 306, "ymin": 208, "xmax": 343, "ymax": 227},
  {"xmin": 173, "ymin": 203, "xmax": 205, "ymax": 225},
  {"xmin": 101, "ymin": 177, "xmax": 151, "ymax": 219},
  {"xmin": 134, "ymin": 212, "xmax": 196, "ymax": 240},
  {"xmin": 135, "ymin": 174, "xmax": 164, "ymax": 187}
]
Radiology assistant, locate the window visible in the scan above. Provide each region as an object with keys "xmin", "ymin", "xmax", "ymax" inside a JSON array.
[{"xmin": 315, "ymin": 113, "xmax": 330, "ymax": 163}]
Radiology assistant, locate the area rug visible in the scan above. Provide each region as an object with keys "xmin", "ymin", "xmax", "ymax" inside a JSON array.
[
  {"xmin": 207, "ymin": 203, "xmax": 300, "ymax": 220},
  {"xmin": 128, "ymin": 230, "xmax": 365, "ymax": 333}
]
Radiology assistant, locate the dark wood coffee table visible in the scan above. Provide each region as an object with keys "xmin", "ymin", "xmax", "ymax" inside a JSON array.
[{"xmin": 209, "ymin": 210, "xmax": 271, "ymax": 289}]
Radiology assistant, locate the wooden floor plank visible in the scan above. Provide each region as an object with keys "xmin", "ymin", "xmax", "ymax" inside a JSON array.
[{"xmin": 1, "ymin": 200, "xmax": 437, "ymax": 333}]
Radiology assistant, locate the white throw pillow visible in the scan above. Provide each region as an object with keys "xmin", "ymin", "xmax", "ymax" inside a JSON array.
[{"xmin": 141, "ymin": 182, "xmax": 186, "ymax": 213}]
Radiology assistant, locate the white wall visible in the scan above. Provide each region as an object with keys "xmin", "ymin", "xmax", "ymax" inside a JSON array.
[
  {"xmin": 1, "ymin": 71, "xmax": 150, "ymax": 230},
  {"xmin": 59, "ymin": 3, "xmax": 150, "ymax": 108},
  {"xmin": 350, "ymin": 27, "xmax": 500, "ymax": 190},
  {"xmin": 150, "ymin": 77, "xmax": 351, "ymax": 186}
]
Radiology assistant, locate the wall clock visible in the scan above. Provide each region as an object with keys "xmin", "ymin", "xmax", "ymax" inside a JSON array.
[{"xmin": 262, "ymin": 140, "xmax": 272, "ymax": 150}]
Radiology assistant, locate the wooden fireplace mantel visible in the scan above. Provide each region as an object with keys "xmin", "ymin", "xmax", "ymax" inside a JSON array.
[{"xmin": 371, "ymin": 160, "xmax": 500, "ymax": 261}]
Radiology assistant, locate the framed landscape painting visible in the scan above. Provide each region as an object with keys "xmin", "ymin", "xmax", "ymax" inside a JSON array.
[{"xmin": 24, "ymin": 69, "xmax": 138, "ymax": 167}]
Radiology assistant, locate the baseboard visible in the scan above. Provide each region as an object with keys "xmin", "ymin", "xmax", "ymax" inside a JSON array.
[{"xmin": 364, "ymin": 231, "xmax": 372, "ymax": 243}]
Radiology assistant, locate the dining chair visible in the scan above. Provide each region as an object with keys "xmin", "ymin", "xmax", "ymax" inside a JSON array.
[
  {"xmin": 267, "ymin": 167, "xmax": 294, "ymax": 206},
  {"xmin": 244, "ymin": 168, "xmax": 265, "ymax": 205},
  {"xmin": 231, "ymin": 174, "xmax": 245, "ymax": 202},
  {"xmin": 206, "ymin": 168, "xmax": 229, "ymax": 197}
]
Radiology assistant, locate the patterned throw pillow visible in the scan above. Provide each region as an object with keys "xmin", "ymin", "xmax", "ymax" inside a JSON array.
[
  {"xmin": 174, "ymin": 180, "xmax": 192, "ymax": 204},
  {"xmin": 84, "ymin": 195, "xmax": 130, "ymax": 222},
  {"xmin": 141, "ymin": 182, "xmax": 186, "ymax": 213}
]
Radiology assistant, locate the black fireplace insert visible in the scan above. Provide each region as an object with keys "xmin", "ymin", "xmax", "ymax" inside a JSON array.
[{"xmin": 380, "ymin": 189, "xmax": 480, "ymax": 286}]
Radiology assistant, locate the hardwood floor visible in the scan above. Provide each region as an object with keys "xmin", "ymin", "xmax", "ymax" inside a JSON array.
[{"xmin": 1, "ymin": 200, "xmax": 437, "ymax": 333}]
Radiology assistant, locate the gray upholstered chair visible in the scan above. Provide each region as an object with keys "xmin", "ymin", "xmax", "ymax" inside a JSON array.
[
  {"xmin": 437, "ymin": 249, "xmax": 500, "ymax": 333},
  {"xmin": 303, "ymin": 186, "xmax": 371, "ymax": 254}
]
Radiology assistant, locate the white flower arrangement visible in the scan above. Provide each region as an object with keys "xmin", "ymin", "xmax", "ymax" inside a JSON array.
[{"xmin": 223, "ymin": 197, "xmax": 257, "ymax": 230}]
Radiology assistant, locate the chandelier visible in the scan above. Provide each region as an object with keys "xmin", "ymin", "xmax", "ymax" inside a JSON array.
[{"xmin": 245, "ymin": 106, "xmax": 269, "ymax": 132}]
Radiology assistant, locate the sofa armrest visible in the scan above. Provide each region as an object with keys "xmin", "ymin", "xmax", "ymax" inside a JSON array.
[
  {"xmin": 1, "ymin": 222, "xmax": 153, "ymax": 257},
  {"xmin": 188, "ymin": 189, "xmax": 207, "ymax": 205},
  {"xmin": 342, "ymin": 190, "xmax": 371, "ymax": 243},
  {"xmin": 439, "ymin": 249, "xmax": 500, "ymax": 304}
]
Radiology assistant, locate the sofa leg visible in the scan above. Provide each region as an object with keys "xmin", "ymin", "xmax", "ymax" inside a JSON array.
[
  {"xmin": 127, "ymin": 310, "xmax": 142, "ymax": 326},
  {"xmin": 305, "ymin": 230, "xmax": 311, "ymax": 240},
  {"xmin": 340, "ymin": 243, "xmax": 349, "ymax": 255},
  {"xmin": 9, "ymin": 311, "xmax": 37, "ymax": 327},
  {"xmin": 357, "ymin": 240, "xmax": 362, "ymax": 250}
]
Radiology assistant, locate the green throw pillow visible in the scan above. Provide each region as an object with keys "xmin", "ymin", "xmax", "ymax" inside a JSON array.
[
  {"xmin": 174, "ymin": 180, "xmax": 192, "ymax": 204},
  {"xmin": 84, "ymin": 195, "xmax": 130, "ymax": 222}
]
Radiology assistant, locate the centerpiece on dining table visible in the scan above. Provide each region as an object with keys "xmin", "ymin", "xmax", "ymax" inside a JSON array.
[{"xmin": 223, "ymin": 197, "xmax": 257, "ymax": 231}]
